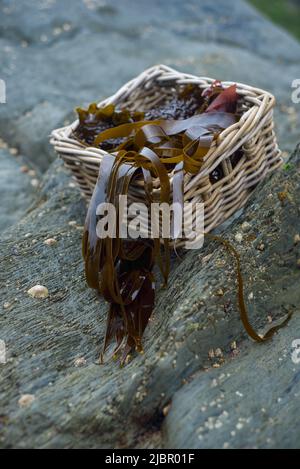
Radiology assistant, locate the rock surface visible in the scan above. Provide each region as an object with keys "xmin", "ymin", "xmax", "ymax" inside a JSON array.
[
  {"xmin": 0, "ymin": 0, "xmax": 300, "ymax": 449},
  {"xmin": 1, "ymin": 147, "xmax": 300, "ymax": 449},
  {"xmin": 0, "ymin": 148, "xmax": 37, "ymax": 232}
]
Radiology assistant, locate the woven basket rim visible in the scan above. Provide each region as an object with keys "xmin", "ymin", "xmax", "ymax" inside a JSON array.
[
  {"xmin": 50, "ymin": 64, "xmax": 282, "ymax": 246},
  {"xmin": 50, "ymin": 64, "xmax": 277, "ymax": 187},
  {"xmin": 51, "ymin": 63, "xmax": 275, "ymax": 142}
]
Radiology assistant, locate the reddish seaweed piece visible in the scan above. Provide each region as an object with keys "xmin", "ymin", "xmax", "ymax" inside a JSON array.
[{"xmin": 206, "ymin": 84, "xmax": 238, "ymax": 113}]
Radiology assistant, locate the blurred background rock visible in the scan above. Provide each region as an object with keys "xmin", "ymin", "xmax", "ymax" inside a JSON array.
[{"xmin": 249, "ymin": 0, "xmax": 300, "ymax": 40}]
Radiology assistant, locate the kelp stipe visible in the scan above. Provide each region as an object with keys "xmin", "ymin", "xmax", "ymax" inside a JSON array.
[{"xmin": 205, "ymin": 234, "xmax": 292, "ymax": 342}]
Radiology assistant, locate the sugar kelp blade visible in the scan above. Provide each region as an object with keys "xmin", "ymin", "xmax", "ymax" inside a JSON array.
[
  {"xmin": 93, "ymin": 112, "xmax": 236, "ymax": 147},
  {"xmin": 94, "ymin": 154, "xmax": 157, "ymax": 360},
  {"xmin": 171, "ymin": 161, "xmax": 184, "ymax": 241},
  {"xmin": 83, "ymin": 154, "xmax": 115, "ymax": 289},
  {"xmin": 136, "ymin": 147, "xmax": 171, "ymax": 283},
  {"xmin": 101, "ymin": 244, "xmax": 155, "ymax": 362},
  {"xmin": 99, "ymin": 157, "xmax": 139, "ymax": 305}
]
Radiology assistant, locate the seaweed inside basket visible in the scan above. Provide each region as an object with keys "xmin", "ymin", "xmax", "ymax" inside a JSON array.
[
  {"xmin": 74, "ymin": 84, "xmax": 208, "ymax": 148},
  {"xmin": 74, "ymin": 83, "xmax": 242, "ymax": 182}
]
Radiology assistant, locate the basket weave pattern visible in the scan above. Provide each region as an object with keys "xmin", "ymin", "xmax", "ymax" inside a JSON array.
[{"xmin": 51, "ymin": 64, "xmax": 282, "ymax": 238}]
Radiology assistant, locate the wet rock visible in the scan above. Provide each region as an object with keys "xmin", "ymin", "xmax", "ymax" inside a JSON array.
[
  {"xmin": 0, "ymin": 0, "xmax": 300, "ymax": 449},
  {"xmin": 0, "ymin": 145, "xmax": 299, "ymax": 448},
  {"xmin": 0, "ymin": 149, "xmax": 36, "ymax": 232}
]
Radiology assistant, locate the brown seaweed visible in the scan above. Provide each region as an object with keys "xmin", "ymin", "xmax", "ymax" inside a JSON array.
[
  {"xmin": 77, "ymin": 84, "xmax": 291, "ymax": 364},
  {"xmin": 206, "ymin": 234, "xmax": 292, "ymax": 341}
]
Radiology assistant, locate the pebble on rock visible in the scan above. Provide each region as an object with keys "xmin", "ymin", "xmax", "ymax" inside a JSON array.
[
  {"xmin": 74, "ymin": 357, "xmax": 87, "ymax": 367},
  {"xmin": 294, "ymin": 234, "xmax": 300, "ymax": 245},
  {"xmin": 230, "ymin": 341, "xmax": 237, "ymax": 351},
  {"xmin": 44, "ymin": 238, "xmax": 57, "ymax": 246},
  {"xmin": 241, "ymin": 222, "xmax": 251, "ymax": 232},
  {"xmin": 235, "ymin": 233, "xmax": 243, "ymax": 243},
  {"xmin": 27, "ymin": 285, "xmax": 49, "ymax": 299},
  {"xmin": 18, "ymin": 394, "xmax": 35, "ymax": 408},
  {"xmin": 30, "ymin": 179, "xmax": 39, "ymax": 188},
  {"xmin": 215, "ymin": 348, "xmax": 223, "ymax": 358}
]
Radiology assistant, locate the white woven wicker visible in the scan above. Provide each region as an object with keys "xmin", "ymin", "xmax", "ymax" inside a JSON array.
[{"xmin": 50, "ymin": 64, "xmax": 282, "ymax": 244}]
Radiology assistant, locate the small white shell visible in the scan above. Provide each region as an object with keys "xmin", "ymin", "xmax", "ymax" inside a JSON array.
[
  {"xmin": 294, "ymin": 234, "xmax": 300, "ymax": 245},
  {"xmin": 27, "ymin": 285, "xmax": 49, "ymax": 299},
  {"xmin": 18, "ymin": 394, "xmax": 35, "ymax": 408},
  {"xmin": 235, "ymin": 232, "xmax": 243, "ymax": 243},
  {"xmin": 44, "ymin": 238, "xmax": 57, "ymax": 246},
  {"xmin": 74, "ymin": 357, "xmax": 86, "ymax": 367},
  {"xmin": 241, "ymin": 222, "xmax": 251, "ymax": 232},
  {"xmin": 215, "ymin": 348, "xmax": 223, "ymax": 358},
  {"xmin": 30, "ymin": 178, "xmax": 39, "ymax": 188}
]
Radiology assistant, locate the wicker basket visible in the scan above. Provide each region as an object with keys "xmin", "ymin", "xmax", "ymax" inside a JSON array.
[{"xmin": 51, "ymin": 64, "xmax": 282, "ymax": 242}]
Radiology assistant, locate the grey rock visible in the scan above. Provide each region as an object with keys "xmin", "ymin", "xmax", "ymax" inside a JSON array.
[
  {"xmin": 164, "ymin": 316, "xmax": 300, "ymax": 449},
  {"xmin": 10, "ymin": 101, "xmax": 69, "ymax": 171},
  {"xmin": 0, "ymin": 145, "xmax": 299, "ymax": 448},
  {"xmin": 0, "ymin": 149, "xmax": 37, "ymax": 232},
  {"xmin": 1, "ymin": 0, "xmax": 300, "ymax": 450}
]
